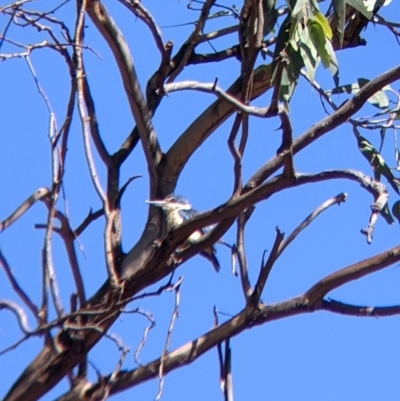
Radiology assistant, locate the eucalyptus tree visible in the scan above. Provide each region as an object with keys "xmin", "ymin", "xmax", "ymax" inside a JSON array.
[{"xmin": 1, "ymin": 0, "xmax": 400, "ymax": 400}]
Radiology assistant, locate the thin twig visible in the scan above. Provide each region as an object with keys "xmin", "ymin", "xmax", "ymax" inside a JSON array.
[
  {"xmin": 74, "ymin": 208, "xmax": 104, "ymax": 237},
  {"xmin": 0, "ymin": 250, "xmax": 39, "ymax": 317},
  {"xmin": 321, "ymin": 298, "xmax": 400, "ymax": 317},
  {"xmin": 74, "ymin": 0, "xmax": 106, "ymax": 203},
  {"xmin": 54, "ymin": 210, "xmax": 87, "ymax": 307},
  {"xmin": 167, "ymin": 0, "xmax": 216, "ymax": 83},
  {"xmin": 126, "ymin": 308, "xmax": 155, "ymax": 366},
  {"xmin": 278, "ymin": 193, "xmax": 348, "ymax": 257},
  {"xmin": 251, "ymin": 228, "xmax": 284, "ymax": 303},
  {"xmin": 236, "ymin": 207, "xmax": 254, "ymax": 301},
  {"xmin": 164, "ymin": 81, "xmax": 274, "ymax": 117},
  {"xmin": 0, "ymin": 299, "xmax": 32, "ymax": 334},
  {"xmin": 156, "ymin": 277, "xmax": 183, "ymax": 401}
]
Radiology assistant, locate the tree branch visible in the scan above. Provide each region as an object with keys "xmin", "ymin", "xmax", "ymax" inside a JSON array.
[
  {"xmin": 321, "ymin": 298, "xmax": 400, "ymax": 317},
  {"xmin": 86, "ymin": 0, "xmax": 162, "ymax": 195}
]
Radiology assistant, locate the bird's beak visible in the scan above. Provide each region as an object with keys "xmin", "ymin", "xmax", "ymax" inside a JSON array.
[{"xmin": 145, "ymin": 199, "xmax": 168, "ymax": 208}]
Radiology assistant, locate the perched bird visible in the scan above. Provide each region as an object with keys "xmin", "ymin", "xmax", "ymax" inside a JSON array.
[{"xmin": 145, "ymin": 194, "xmax": 220, "ymax": 272}]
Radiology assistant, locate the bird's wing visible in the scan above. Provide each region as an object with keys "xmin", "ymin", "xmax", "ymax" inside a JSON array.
[
  {"xmin": 179, "ymin": 208, "xmax": 216, "ymax": 235},
  {"xmin": 178, "ymin": 208, "xmax": 198, "ymax": 221}
]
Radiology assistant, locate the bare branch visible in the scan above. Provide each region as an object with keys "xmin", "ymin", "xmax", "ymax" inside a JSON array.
[
  {"xmin": 46, "ymin": 239, "xmax": 400, "ymax": 401},
  {"xmin": 213, "ymin": 306, "xmax": 224, "ymax": 389},
  {"xmin": 77, "ymin": 238, "xmax": 400, "ymax": 397},
  {"xmin": 0, "ymin": 334, "xmax": 30, "ymax": 356},
  {"xmin": 156, "ymin": 277, "xmax": 183, "ymax": 401},
  {"xmin": 236, "ymin": 207, "xmax": 255, "ymax": 301},
  {"xmin": 223, "ymin": 339, "xmax": 234, "ymax": 401},
  {"xmin": 278, "ymin": 193, "xmax": 348, "ymax": 257},
  {"xmin": 118, "ymin": 0, "xmax": 166, "ymax": 62},
  {"xmin": 167, "ymin": 0, "xmax": 216, "ymax": 83},
  {"xmin": 276, "ymin": 109, "xmax": 295, "ymax": 178},
  {"xmin": 0, "ymin": 299, "xmax": 32, "ymax": 334},
  {"xmin": 117, "ymin": 175, "xmax": 143, "ymax": 206},
  {"xmin": 1, "ymin": 188, "xmax": 50, "ymax": 232},
  {"xmin": 0, "ymin": 250, "xmax": 39, "ymax": 317},
  {"xmin": 86, "ymin": 0, "xmax": 162, "ymax": 195},
  {"xmin": 199, "ymin": 24, "xmax": 239, "ymax": 43},
  {"xmin": 251, "ymin": 228, "xmax": 284, "ymax": 303},
  {"xmin": 305, "ymin": 246, "xmax": 400, "ymax": 306},
  {"xmin": 164, "ymin": 80, "xmax": 273, "ymax": 117},
  {"xmin": 245, "ymin": 64, "xmax": 400, "ymax": 190},
  {"xmin": 227, "ymin": 113, "xmax": 244, "ymax": 195},
  {"xmin": 105, "ymin": 333, "xmax": 130, "ymax": 386},
  {"xmin": 82, "ymin": 75, "xmax": 111, "ymax": 166},
  {"xmin": 166, "ymin": 170, "xmax": 388, "ymax": 267},
  {"xmin": 321, "ymin": 298, "xmax": 400, "ymax": 317},
  {"xmin": 54, "ymin": 211, "xmax": 86, "ymax": 307},
  {"xmin": 74, "ymin": 208, "xmax": 104, "ymax": 237},
  {"xmin": 74, "ymin": 0, "xmax": 106, "ymax": 203},
  {"xmin": 131, "ymin": 309, "xmax": 155, "ymax": 366}
]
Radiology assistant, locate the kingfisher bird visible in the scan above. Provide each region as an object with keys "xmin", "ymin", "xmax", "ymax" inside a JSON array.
[{"xmin": 145, "ymin": 194, "xmax": 220, "ymax": 272}]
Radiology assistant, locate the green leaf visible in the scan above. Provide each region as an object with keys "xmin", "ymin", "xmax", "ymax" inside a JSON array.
[
  {"xmin": 358, "ymin": 78, "xmax": 389, "ymax": 109},
  {"xmin": 346, "ymin": 0, "xmax": 372, "ymax": 19},
  {"xmin": 325, "ymin": 82, "xmax": 359, "ymax": 95},
  {"xmin": 289, "ymin": 20, "xmax": 301, "ymax": 51},
  {"xmin": 392, "ymin": 200, "xmax": 400, "ymax": 224},
  {"xmin": 327, "ymin": 78, "xmax": 389, "ymax": 108},
  {"xmin": 280, "ymin": 67, "xmax": 295, "ymax": 104},
  {"xmin": 325, "ymin": 39, "xmax": 339, "ymax": 86},
  {"xmin": 364, "ymin": 0, "xmax": 392, "ymax": 11},
  {"xmin": 370, "ymin": 91, "xmax": 389, "ymax": 109},
  {"xmin": 380, "ymin": 202, "xmax": 395, "ymax": 225},
  {"xmin": 299, "ymin": 26, "xmax": 318, "ymax": 82},
  {"xmin": 309, "ymin": 0, "xmax": 321, "ymax": 11},
  {"xmin": 279, "ymin": 49, "xmax": 303, "ymax": 104},
  {"xmin": 263, "ymin": 0, "xmax": 278, "ymax": 36},
  {"xmin": 394, "ymin": 130, "xmax": 400, "ymax": 171},
  {"xmin": 358, "ymin": 135, "xmax": 400, "ymax": 195},
  {"xmin": 313, "ymin": 12, "xmax": 333, "ymax": 39},
  {"xmin": 271, "ymin": 15, "xmax": 291, "ymax": 82},
  {"xmin": 332, "ymin": 0, "xmax": 345, "ymax": 48},
  {"xmin": 379, "ymin": 127, "xmax": 386, "ymax": 153},
  {"xmin": 300, "ymin": 43, "xmax": 317, "ymax": 82},
  {"xmin": 291, "ymin": 0, "xmax": 309, "ymax": 16},
  {"xmin": 307, "ymin": 20, "xmax": 330, "ymax": 68}
]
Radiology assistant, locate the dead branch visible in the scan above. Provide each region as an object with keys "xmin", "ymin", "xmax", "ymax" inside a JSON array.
[
  {"xmin": 1, "ymin": 188, "xmax": 50, "ymax": 232},
  {"xmin": 59, "ymin": 241, "xmax": 400, "ymax": 398}
]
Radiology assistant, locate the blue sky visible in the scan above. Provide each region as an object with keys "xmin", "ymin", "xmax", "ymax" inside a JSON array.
[{"xmin": 1, "ymin": 1, "xmax": 400, "ymax": 400}]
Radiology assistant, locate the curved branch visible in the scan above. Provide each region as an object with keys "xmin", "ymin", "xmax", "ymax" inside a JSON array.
[
  {"xmin": 278, "ymin": 193, "xmax": 348, "ymax": 257},
  {"xmin": 305, "ymin": 245, "xmax": 400, "ymax": 306},
  {"xmin": 245, "ymin": 64, "xmax": 400, "ymax": 190},
  {"xmin": 75, "ymin": 0, "xmax": 106, "ymax": 203},
  {"xmin": 86, "ymin": 0, "xmax": 162, "ymax": 195},
  {"xmin": 54, "ymin": 211, "xmax": 86, "ymax": 307},
  {"xmin": 162, "ymin": 64, "xmax": 273, "ymax": 194},
  {"xmin": 164, "ymin": 80, "xmax": 273, "ymax": 117},
  {"xmin": 0, "ymin": 299, "xmax": 32, "ymax": 334},
  {"xmin": 74, "ymin": 208, "xmax": 104, "ymax": 237},
  {"xmin": 0, "ymin": 250, "xmax": 39, "ymax": 317},
  {"xmin": 167, "ymin": 0, "xmax": 216, "ymax": 83},
  {"xmin": 4, "ymin": 169, "xmax": 390, "ymax": 401},
  {"xmin": 163, "ymin": 170, "xmax": 386, "ymax": 266},
  {"xmin": 0, "ymin": 187, "xmax": 50, "ymax": 232},
  {"xmin": 56, "ymin": 239, "xmax": 400, "ymax": 400},
  {"xmin": 321, "ymin": 298, "xmax": 400, "ymax": 317}
]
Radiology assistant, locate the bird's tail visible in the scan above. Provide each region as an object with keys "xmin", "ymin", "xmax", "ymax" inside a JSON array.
[{"xmin": 200, "ymin": 249, "xmax": 220, "ymax": 273}]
